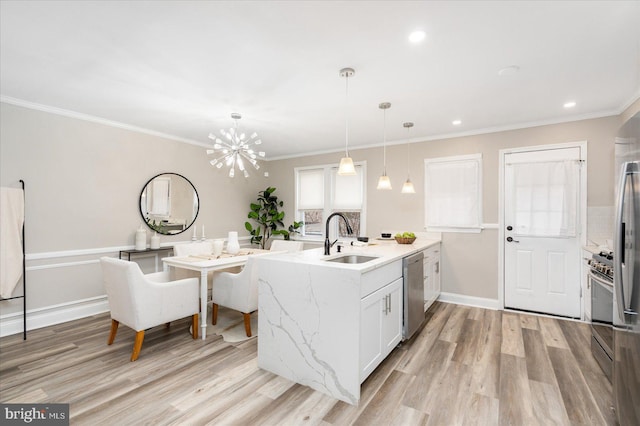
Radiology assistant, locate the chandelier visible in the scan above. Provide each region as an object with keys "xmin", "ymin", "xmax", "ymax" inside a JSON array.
[{"xmin": 206, "ymin": 113, "xmax": 265, "ymax": 178}]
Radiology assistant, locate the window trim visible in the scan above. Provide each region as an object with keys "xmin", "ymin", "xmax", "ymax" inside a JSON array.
[{"xmin": 424, "ymin": 154, "xmax": 482, "ymax": 233}]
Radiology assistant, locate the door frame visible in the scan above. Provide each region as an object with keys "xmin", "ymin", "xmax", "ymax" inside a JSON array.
[{"xmin": 498, "ymin": 141, "xmax": 588, "ymax": 318}]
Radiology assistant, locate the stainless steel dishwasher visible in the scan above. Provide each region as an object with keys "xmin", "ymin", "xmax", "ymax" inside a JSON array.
[{"xmin": 403, "ymin": 251, "xmax": 425, "ymax": 340}]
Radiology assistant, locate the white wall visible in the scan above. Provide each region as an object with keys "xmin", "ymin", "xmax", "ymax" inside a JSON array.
[
  {"xmin": 0, "ymin": 102, "xmax": 267, "ymax": 335},
  {"xmin": 266, "ymin": 115, "xmax": 622, "ymax": 302}
]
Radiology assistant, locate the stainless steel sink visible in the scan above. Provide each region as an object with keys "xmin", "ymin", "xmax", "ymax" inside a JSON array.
[{"xmin": 324, "ymin": 255, "xmax": 379, "ymax": 264}]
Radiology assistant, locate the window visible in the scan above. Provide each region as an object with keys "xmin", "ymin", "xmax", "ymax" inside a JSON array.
[
  {"xmin": 295, "ymin": 162, "xmax": 366, "ymax": 239},
  {"xmin": 424, "ymin": 154, "xmax": 482, "ymax": 233}
]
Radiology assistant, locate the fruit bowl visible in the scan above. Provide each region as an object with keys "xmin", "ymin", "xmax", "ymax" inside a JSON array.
[{"xmin": 395, "ymin": 236, "xmax": 416, "ymax": 244}]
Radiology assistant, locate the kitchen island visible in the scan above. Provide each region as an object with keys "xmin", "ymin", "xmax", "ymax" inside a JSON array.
[{"xmin": 254, "ymin": 237, "xmax": 441, "ymax": 405}]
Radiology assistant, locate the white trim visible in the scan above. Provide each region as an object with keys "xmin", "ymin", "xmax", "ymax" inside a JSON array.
[
  {"xmin": 0, "ymin": 96, "xmax": 211, "ymax": 150},
  {"xmin": 0, "ymin": 296, "xmax": 109, "ymax": 337},
  {"xmin": 498, "ymin": 140, "xmax": 588, "ymax": 313},
  {"xmin": 27, "ymin": 259, "xmax": 99, "ymax": 271},
  {"xmin": 482, "ymin": 223, "xmax": 499, "ymax": 229},
  {"xmin": 437, "ymin": 292, "xmax": 501, "ymax": 310},
  {"xmin": 268, "ymin": 111, "xmax": 620, "ymax": 161},
  {"xmin": 25, "ymin": 237, "xmax": 252, "ymax": 261}
]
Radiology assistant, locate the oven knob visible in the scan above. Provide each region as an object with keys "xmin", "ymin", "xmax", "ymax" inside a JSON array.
[{"xmin": 588, "ymin": 259, "xmax": 594, "ymax": 266}]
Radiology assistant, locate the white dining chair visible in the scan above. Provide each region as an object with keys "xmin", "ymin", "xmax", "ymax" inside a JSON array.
[
  {"xmin": 210, "ymin": 256, "xmax": 264, "ymax": 336},
  {"xmin": 100, "ymin": 257, "xmax": 199, "ymax": 361},
  {"xmin": 269, "ymin": 240, "xmax": 304, "ymax": 252}
]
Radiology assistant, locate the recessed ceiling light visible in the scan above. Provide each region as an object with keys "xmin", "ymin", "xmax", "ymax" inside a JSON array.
[
  {"xmin": 563, "ymin": 101, "xmax": 577, "ymax": 109},
  {"xmin": 498, "ymin": 65, "xmax": 520, "ymax": 76},
  {"xmin": 408, "ymin": 30, "xmax": 426, "ymax": 43},
  {"xmin": 452, "ymin": 119, "xmax": 462, "ymax": 126}
]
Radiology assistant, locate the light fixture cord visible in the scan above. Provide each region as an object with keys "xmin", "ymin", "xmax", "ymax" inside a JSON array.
[
  {"xmin": 345, "ymin": 74, "xmax": 350, "ymax": 157},
  {"xmin": 383, "ymin": 108, "xmax": 387, "ymax": 174},
  {"xmin": 406, "ymin": 127, "xmax": 411, "ymax": 178}
]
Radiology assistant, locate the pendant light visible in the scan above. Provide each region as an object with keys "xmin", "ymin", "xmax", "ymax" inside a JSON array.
[
  {"xmin": 337, "ymin": 67, "xmax": 356, "ymax": 175},
  {"xmin": 376, "ymin": 102, "xmax": 392, "ymax": 190},
  {"xmin": 401, "ymin": 122, "xmax": 416, "ymax": 194}
]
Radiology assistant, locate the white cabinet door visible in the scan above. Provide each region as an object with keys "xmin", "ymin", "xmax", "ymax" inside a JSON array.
[
  {"xmin": 360, "ymin": 278, "xmax": 404, "ymax": 382},
  {"xmin": 360, "ymin": 288, "xmax": 384, "ymax": 380},
  {"xmin": 381, "ymin": 278, "xmax": 403, "ymax": 355},
  {"xmin": 424, "ymin": 244, "xmax": 441, "ymax": 311}
]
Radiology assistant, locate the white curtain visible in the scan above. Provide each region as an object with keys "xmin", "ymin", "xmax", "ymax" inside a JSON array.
[
  {"xmin": 425, "ymin": 158, "xmax": 481, "ymax": 229},
  {"xmin": 511, "ymin": 160, "xmax": 578, "ymax": 237}
]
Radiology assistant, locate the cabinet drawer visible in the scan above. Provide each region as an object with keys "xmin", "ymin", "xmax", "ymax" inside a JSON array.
[{"xmin": 361, "ymin": 260, "xmax": 402, "ymax": 298}]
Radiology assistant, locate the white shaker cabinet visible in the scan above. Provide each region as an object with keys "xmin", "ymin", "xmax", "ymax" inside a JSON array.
[
  {"xmin": 423, "ymin": 243, "xmax": 441, "ymax": 312},
  {"xmin": 359, "ymin": 277, "xmax": 403, "ymax": 381}
]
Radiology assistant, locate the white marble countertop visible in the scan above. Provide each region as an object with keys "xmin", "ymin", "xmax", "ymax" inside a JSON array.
[{"xmin": 261, "ymin": 237, "xmax": 441, "ymax": 273}]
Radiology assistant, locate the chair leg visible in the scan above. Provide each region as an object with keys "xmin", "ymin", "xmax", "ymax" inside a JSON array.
[
  {"xmin": 107, "ymin": 319, "xmax": 119, "ymax": 345},
  {"xmin": 192, "ymin": 313, "xmax": 199, "ymax": 340},
  {"xmin": 131, "ymin": 330, "xmax": 145, "ymax": 362},
  {"xmin": 243, "ymin": 313, "xmax": 252, "ymax": 337},
  {"xmin": 212, "ymin": 303, "xmax": 219, "ymax": 325}
]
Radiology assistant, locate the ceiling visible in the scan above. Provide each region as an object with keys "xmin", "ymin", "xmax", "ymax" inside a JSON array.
[{"xmin": 1, "ymin": 1, "xmax": 639, "ymax": 159}]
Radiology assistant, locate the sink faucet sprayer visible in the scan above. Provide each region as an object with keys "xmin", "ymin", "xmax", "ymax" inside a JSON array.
[{"xmin": 324, "ymin": 213, "xmax": 354, "ymax": 255}]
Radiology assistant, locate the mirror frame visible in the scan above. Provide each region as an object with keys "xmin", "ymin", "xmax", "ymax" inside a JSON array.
[{"xmin": 139, "ymin": 172, "xmax": 199, "ymax": 235}]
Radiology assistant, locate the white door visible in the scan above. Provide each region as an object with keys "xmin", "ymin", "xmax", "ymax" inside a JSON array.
[{"xmin": 503, "ymin": 146, "xmax": 584, "ymax": 318}]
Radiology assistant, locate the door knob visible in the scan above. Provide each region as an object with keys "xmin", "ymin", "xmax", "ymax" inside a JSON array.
[
  {"xmin": 506, "ymin": 236, "xmax": 519, "ymax": 243},
  {"xmin": 506, "ymin": 226, "xmax": 513, "ymax": 231}
]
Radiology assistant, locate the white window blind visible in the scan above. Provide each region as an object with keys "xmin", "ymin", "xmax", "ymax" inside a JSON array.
[
  {"xmin": 297, "ymin": 168, "xmax": 324, "ymax": 209},
  {"xmin": 332, "ymin": 165, "xmax": 364, "ymax": 210},
  {"xmin": 425, "ymin": 154, "xmax": 482, "ymax": 232},
  {"xmin": 510, "ymin": 160, "xmax": 578, "ymax": 237}
]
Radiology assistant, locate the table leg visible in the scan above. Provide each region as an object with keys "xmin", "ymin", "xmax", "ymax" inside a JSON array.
[{"xmin": 200, "ymin": 270, "xmax": 208, "ymax": 340}]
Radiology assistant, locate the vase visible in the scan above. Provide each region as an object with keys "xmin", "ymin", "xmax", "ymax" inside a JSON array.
[
  {"xmin": 226, "ymin": 231, "xmax": 240, "ymax": 255},
  {"xmin": 150, "ymin": 232, "xmax": 160, "ymax": 249},
  {"xmin": 135, "ymin": 226, "xmax": 147, "ymax": 250}
]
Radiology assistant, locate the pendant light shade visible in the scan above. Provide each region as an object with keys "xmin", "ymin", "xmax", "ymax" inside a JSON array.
[
  {"xmin": 401, "ymin": 122, "xmax": 416, "ymax": 194},
  {"xmin": 401, "ymin": 178, "xmax": 416, "ymax": 194},
  {"xmin": 338, "ymin": 156, "xmax": 356, "ymax": 175},
  {"xmin": 377, "ymin": 174, "xmax": 392, "ymax": 190},
  {"xmin": 376, "ymin": 102, "xmax": 392, "ymax": 190},
  {"xmin": 338, "ymin": 67, "xmax": 357, "ymax": 176}
]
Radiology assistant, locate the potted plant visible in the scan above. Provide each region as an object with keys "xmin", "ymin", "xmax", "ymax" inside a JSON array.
[{"xmin": 245, "ymin": 187, "xmax": 303, "ymax": 249}]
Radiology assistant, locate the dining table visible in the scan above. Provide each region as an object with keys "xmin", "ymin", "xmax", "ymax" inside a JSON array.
[{"xmin": 162, "ymin": 248, "xmax": 272, "ymax": 339}]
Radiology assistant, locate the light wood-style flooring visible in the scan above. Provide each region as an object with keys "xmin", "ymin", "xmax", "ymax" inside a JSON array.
[{"xmin": 0, "ymin": 302, "xmax": 615, "ymax": 425}]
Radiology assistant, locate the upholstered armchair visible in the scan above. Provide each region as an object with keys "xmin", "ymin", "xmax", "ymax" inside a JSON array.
[
  {"xmin": 100, "ymin": 257, "xmax": 199, "ymax": 361},
  {"xmin": 269, "ymin": 240, "xmax": 304, "ymax": 252},
  {"xmin": 210, "ymin": 256, "xmax": 264, "ymax": 337}
]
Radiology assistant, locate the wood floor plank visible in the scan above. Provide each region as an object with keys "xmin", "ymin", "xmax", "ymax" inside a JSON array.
[
  {"xmin": 500, "ymin": 312, "xmax": 525, "ymax": 357},
  {"xmin": 547, "ymin": 346, "xmax": 608, "ymax": 425},
  {"xmin": 522, "ymin": 328, "xmax": 557, "ymax": 384},
  {"xmin": 498, "ymin": 353, "xmax": 534, "ymax": 425},
  {"xmin": 438, "ymin": 304, "xmax": 470, "ymax": 342},
  {"xmin": 538, "ymin": 316, "xmax": 571, "ymax": 349},
  {"xmin": 470, "ymin": 308, "xmax": 502, "ymax": 399},
  {"xmin": 352, "ymin": 370, "xmax": 415, "ymax": 426},
  {"xmin": 529, "ymin": 379, "xmax": 571, "ymax": 425},
  {"xmin": 0, "ymin": 303, "xmax": 614, "ymax": 426}
]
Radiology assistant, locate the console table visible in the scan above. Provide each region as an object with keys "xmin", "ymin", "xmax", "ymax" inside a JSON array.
[{"xmin": 119, "ymin": 247, "xmax": 173, "ymax": 272}]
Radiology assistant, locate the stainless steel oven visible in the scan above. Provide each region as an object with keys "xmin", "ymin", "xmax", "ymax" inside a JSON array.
[{"xmin": 589, "ymin": 251, "xmax": 614, "ymax": 381}]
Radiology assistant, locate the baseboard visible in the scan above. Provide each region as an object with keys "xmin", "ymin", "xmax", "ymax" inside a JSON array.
[
  {"xmin": 0, "ymin": 296, "xmax": 109, "ymax": 338},
  {"xmin": 438, "ymin": 292, "xmax": 501, "ymax": 310}
]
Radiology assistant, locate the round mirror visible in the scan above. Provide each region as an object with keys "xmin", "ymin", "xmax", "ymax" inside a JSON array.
[{"xmin": 139, "ymin": 173, "xmax": 199, "ymax": 235}]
